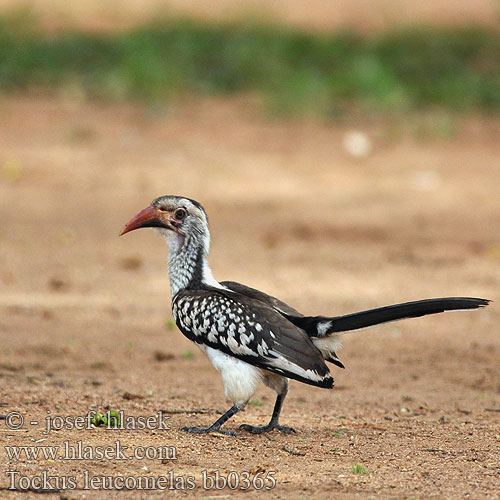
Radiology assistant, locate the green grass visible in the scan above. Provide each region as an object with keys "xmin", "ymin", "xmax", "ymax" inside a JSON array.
[
  {"xmin": 90, "ymin": 410, "xmax": 121, "ymax": 428},
  {"xmin": 333, "ymin": 427, "xmax": 354, "ymax": 437},
  {"xmin": 248, "ymin": 399, "xmax": 264, "ymax": 407},
  {"xmin": 180, "ymin": 349, "xmax": 194, "ymax": 360},
  {"xmin": 1, "ymin": 12, "xmax": 500, "ymax": 115},
  {"xmin": 165, "ymin": 318, "xmax": 177, "ymax": 331},
  {"xmin": 352, "ymin": 463, "xmax": 370, "ymax": 475}
]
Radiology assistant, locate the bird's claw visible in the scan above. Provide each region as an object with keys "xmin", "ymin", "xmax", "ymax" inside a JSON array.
[
  {"xmin": 276, "ymin": 425, "xmax": 296, "ymax": 434},
  {"xmin": 239, "ymin": 423, "xmax": 296, "ymax": 434}
]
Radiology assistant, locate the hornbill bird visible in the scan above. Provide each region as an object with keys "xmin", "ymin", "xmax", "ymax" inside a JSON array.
[{"xmin": 120, "ymin": 195, "xmax": 490, "ymax": 436}]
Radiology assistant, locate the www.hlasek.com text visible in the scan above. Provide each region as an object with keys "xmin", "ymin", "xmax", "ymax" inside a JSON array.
[{"xmin": 5, "ymin": 440, "xmax": 177, "ymax": 461}]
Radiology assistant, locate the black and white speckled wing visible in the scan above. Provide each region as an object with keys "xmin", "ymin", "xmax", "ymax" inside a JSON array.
[
  {"xmin": 172, "ymin": 288, "xmax": 333, "ymax": 388},
  {"xmin": 221, "ymin": 281, "xmax": 346, "ymax": 369}
]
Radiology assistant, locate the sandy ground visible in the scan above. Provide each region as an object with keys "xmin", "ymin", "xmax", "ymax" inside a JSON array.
[
  {"xmin": 0, "ymin": 95, "xmax": 499, "ymax": 498},
  {"xmin": 1, "ymin": 0, "xmax": 500, "ymax": 33}
]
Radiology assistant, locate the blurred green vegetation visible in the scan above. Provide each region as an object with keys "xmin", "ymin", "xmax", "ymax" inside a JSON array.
[{"xmin": 1, "ymin": 12, "xmax": 500, "ymax": 116}]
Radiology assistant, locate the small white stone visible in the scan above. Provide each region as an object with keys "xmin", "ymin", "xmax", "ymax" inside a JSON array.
[{"xmin": 343, "ymin": 130, "xmax": 372, "ymax": 158}]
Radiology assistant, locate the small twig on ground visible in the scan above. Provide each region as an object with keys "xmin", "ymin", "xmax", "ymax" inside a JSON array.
[
  {"xmin": 161, "ymin": 409, "xmax": 221, "ymax": 415},
  {"xmin": 281, "ymin": 446, "xmax": 305, "ymax": 456},
  {"xmin": 122, "ymin": 392, "xmax": 144, "ymax": 400}
]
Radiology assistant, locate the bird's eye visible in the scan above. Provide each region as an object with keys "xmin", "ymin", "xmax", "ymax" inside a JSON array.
[{"xmin": 174, "ymin": 208, "xmax": 187, "ymax": 220}]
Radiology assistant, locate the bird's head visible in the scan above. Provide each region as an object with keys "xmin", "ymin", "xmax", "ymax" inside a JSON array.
[{"xmin": 120, "ymin": 195, "xmax": 210, "ymax": 254}]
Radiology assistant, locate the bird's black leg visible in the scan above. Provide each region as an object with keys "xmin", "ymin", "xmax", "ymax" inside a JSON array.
[
  {"xmin": 182, "ymin": 404, "xmax": 240, "ymax": 437},
  {"xmin": 240, "ymin": 379, "xmax": 296, "ymax": 434}
]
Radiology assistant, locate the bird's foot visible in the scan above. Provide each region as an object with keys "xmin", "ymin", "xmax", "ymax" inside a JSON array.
[
  {"xmin": 181, "ymin": 425, "xmax": 236, "ymax": 437},
  {"xmin": 239, "ymin": 423, "xmax": 296, "ymax": 434}
]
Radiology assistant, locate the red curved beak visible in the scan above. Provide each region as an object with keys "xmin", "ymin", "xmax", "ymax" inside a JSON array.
[{"xmin": 120, "ymin": 205, "xmax": 165, "ymax": 236}]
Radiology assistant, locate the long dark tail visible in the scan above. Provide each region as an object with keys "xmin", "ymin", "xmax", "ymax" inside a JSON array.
[{"xmin": 285, "ymin": 297, "xmax": 490, "ymax": 337}]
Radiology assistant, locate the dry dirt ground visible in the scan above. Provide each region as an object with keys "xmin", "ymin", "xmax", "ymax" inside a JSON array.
[
  {"xmin": 0, "ymin": 95, "xmax": 499, "ymax": 499},
  {"xmin": 1, "ymin": 0, "xmax": 500, "ymax": 33}
]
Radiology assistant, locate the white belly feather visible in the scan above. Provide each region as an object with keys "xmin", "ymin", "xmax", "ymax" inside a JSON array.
[{"xmin": 200, "ymin": 345, "xmax": 264, "ymax": 406}]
